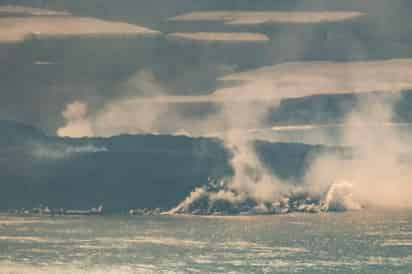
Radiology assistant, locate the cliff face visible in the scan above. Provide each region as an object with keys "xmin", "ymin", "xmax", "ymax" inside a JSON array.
[{"xmin": 0, "ymin": 120, "xmax": 342, "ymax": 212}]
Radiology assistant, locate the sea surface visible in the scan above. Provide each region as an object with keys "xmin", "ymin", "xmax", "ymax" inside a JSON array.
[{"xmin": 1, "ymin": 211, "xmax": 412, "ymax": 273}]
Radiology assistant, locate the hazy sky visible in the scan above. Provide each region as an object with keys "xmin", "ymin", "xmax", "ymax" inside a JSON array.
[
  {"xmin": 2, "ymin": 0, "xmax": 412, "ymax": 216},
  {"xmin": 1, "ymin": 0, "xmax": 412, "ymax": 135}
]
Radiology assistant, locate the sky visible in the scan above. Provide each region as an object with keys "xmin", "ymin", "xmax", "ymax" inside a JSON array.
[{"xmin": 0, "ymin": 0, "xmax": 412, "ymax": 135}]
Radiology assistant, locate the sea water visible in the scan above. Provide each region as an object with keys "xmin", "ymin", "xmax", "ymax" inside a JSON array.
[{"xmin": 0, "ymin": 211, "xmax": 412, "ymax": 273}]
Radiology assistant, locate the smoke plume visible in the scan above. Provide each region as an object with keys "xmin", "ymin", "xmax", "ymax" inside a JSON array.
[
  {"xmin": 56, "ymin": 61, "xmax": 412, "ymax": 213},
  {"xmin": 305, "ymin": 93, "xmax": 412, "ymax": 209}
]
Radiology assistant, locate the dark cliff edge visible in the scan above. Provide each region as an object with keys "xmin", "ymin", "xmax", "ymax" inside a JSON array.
[{"xmin": 0, "ymin": 120, "xmax": 347, "ymax": 213}]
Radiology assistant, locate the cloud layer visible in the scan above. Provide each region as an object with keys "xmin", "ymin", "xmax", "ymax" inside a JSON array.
[
  {"xmin": 0, "ymin": 14, "xmax": 160, "ymax": 43},
  {"xmin": 215, "ymin": 59, "xmax": 412, "ymax": 100},
  {"xmin": 0, "ymin": 5, "xmax": 71, "ymax": 16},
  {"xmin": 167, "ymin": 32, "xmax": 269, "ymax": 43},
  {"xmin": 95, "ymin": 59, "xmax": 412, "ymax": 103},
  {"xmin": 170, "ymin": 11, "xmax": 365, "ymax": 25}
]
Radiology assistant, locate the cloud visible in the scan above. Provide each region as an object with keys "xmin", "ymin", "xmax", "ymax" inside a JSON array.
[
  {"xmin": 62, "ymin": 101, "xmax": 88, "ymax": 121},
  {"xmin": 0, "ymin": 16, "xmax": 160, "ymax": 43},
  {"xmin": 172, "ymin": 93, "xmax": 412, "ymax": 213},
  {"xmin": 56, "ymin": 59, "xmax": 412, "ymax": 138},
  {"xmin": 57, "ymin": 70, "xmax": 173, "ymax": 137},
  {"xmin": 0, "ymin": 5, "xmax": 71, "ymax": 16},
  {"xmin": 215, "ymin": 59, "xmax": 412, "ymax": 100},
  {"xmin": 170, "ymin": 11, "xmax": 365, "ymax": 25},
  {"xmin": 57, "ymin": 101, "xmax": 93, "ymax": 138},
  {"xmin": 101, "ymin": 59, "xmax": 412, "ymax": 103},
  {"xmin": 167, "ymin": 32, "xmax": 270, "ymax": 43},
  {"xmin": 270, "ymin": 123, "xmax": 412, "ymax": 132}
]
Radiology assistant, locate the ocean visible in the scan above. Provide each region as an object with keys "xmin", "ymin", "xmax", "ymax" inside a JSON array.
[{"xmin": 1, "ymin": 211, "xmax": 412, "ymax": 273}]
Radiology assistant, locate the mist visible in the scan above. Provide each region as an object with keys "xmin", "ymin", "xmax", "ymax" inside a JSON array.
[
  {"xmin": 30, "ymin": 143, "xmax": 108, "ymax": 160},
  {"xmin": 305, "ymin": 93, "xmax": 412, "ymax": 209}
]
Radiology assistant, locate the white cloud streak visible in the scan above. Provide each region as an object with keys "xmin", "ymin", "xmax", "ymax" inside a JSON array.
[
  {"xmin": 217, "ymin": 59, "xmax": 412, "ymax": 100},
  {"xmin": 170, "ymin": 11, "xmax": 365, "ymax": 25},
  {"xmin": 0, "ymin": 16, "xmax": 160, "ymax": 43},
  {"xmin": 96, "ymin": 59, "xmax": 412, "ymax": 103},
  {"xmin": 167, "ymin": 32, "xmax": 270, "ymax": 43},
  {"xmin": 0, "ymin": 5, "xmax": 71, "ymax": 16}
]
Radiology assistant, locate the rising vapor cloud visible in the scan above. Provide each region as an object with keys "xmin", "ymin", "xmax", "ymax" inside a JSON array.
[
  {"xmin": 57, "ymin": 59, "xmax": 412, "ymax": 138},
  {"xmin": 304, "ymin": 94, "xmax": 412, "ymax": 209},
  {"xmin": 164, "ymin": 58, "xmax": 412, "ymax": 212},
  {"xmin": 171, "ymin": 93, "xmax": 412, "ymax": 214},
  {"xmin": 57, "ymin": 101, "xmax": 93, "ymax": 138},
  {"xmin": 57, "ymin": 58, "xmax": 412, "ymax": 212},
  {"xmin": 57, "ymin": 70, "xmax": 175, "ymax": 137}
]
